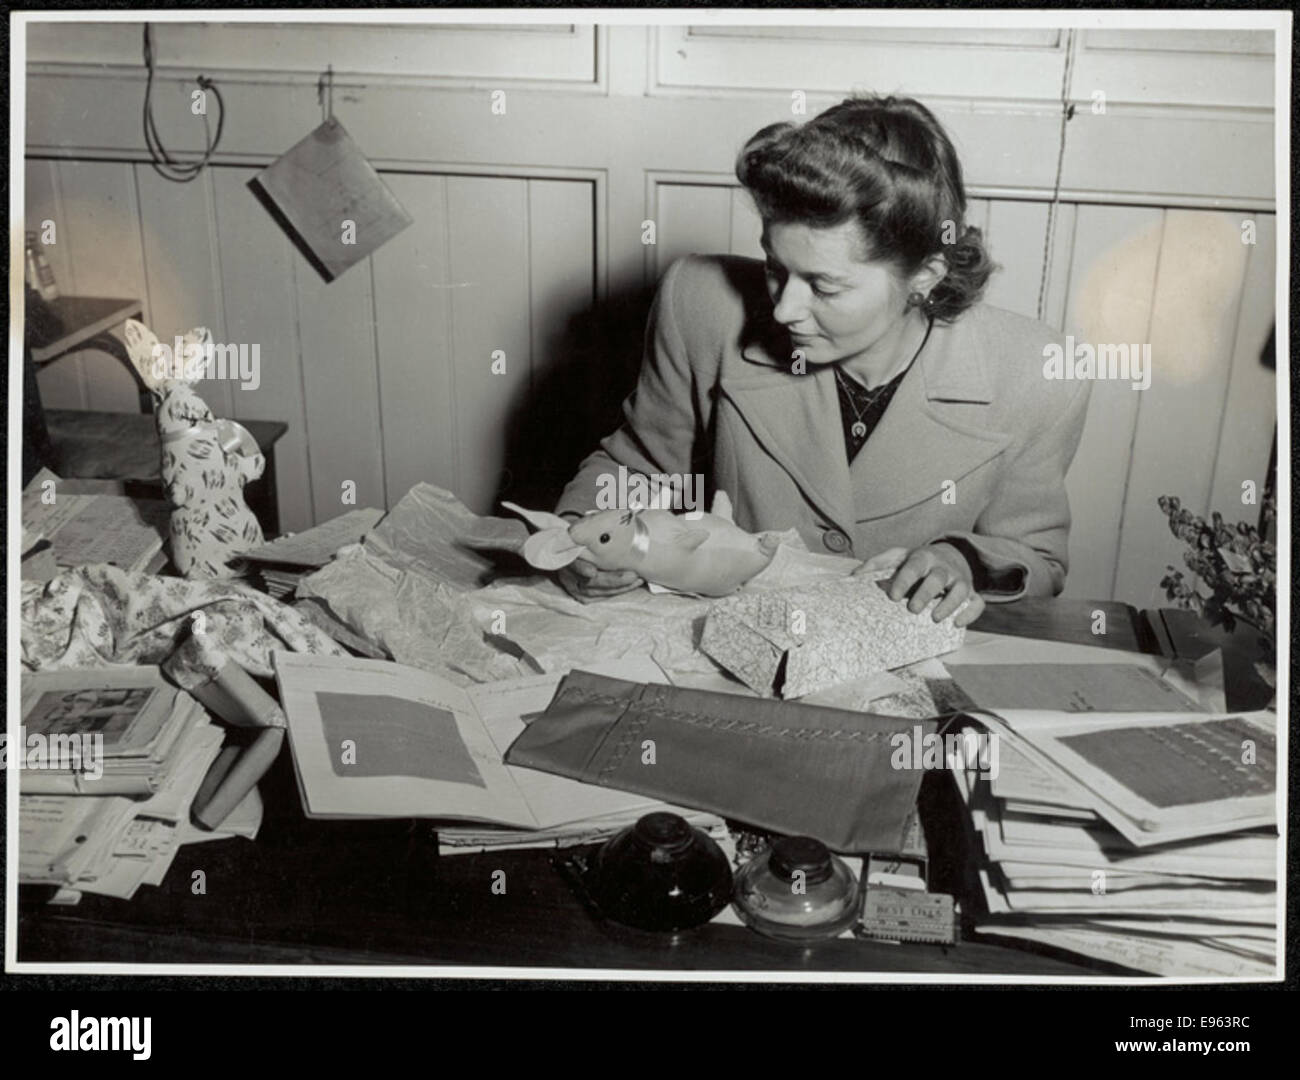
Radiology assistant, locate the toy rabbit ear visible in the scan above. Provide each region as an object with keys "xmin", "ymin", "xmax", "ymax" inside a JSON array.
[
  {"xmin": 501, "ymin": 501, "xmax": 573, "ymax": 533},
  {"xmin": 522, "ymin": 528, "xmax": 589, "ymax": 571},
  {"xmin": 182, "ymin": 326, "xmax": 213, "ymax": 347},
  {"xmin": 123, "ymin": 319, "xmax": 155, "ymax": 364},
  {"xmin": 122, "ymin": 319, "xmax": 165, "ymax": 388}
]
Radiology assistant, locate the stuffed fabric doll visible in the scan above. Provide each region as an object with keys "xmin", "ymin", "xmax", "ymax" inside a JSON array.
[{"xmin": 123, "ymin": 319, "xmax": 265, "ymax": 579}]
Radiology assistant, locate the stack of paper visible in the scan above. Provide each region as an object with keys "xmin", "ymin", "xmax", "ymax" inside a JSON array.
[
  {"xmin": 238, "ymin": 507, "xmax": 385, "ymax": 598},
  {"xmin": 437, "ymin": 809, "xmax": 729, "ymax": 856},
  {"xmin": 17, "ymin": 667, "xmax": 262, "ymax": 902},
  {"xmin": 22, "ymin": 468, "xmax": 168, "ymax": 581},
  {"xmin": 20, "ymin": 668, "xmax": 203, "ymax": 796},
  {"xmin": 948, "ymin": 704, "xmax": 1278, "ymax": 978}
]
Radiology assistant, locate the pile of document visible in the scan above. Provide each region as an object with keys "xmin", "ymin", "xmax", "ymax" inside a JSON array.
[
  {"xmin": 949, "ymin": 702, "xmax": 1277, "ymax": 977},
  {"xmin": 18, "ymin": 667, "xmax": 261, "ymax": 902},
  {"xmin": 436, "ymin": 809, "xmax": 729, "ymax": 856},
  {"xmin": 22, "ymin": 468, "xmax": 168, "ymax": 581},
  {"xmin": 238, "ymin": 507, "xmax": 385, "ymax": 598},
  {"xmin": 21, "ymin": 668, "xmax": 207, "ymax": 796}
]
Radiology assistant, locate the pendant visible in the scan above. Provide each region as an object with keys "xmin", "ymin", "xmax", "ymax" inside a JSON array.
[{"xmin": 851, "ymin": 421, "xmax": 867, "ymax": 439}]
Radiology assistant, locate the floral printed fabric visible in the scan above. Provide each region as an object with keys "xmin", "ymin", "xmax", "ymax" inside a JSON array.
[{"xmin": 21, "ymin": 563, "xmax": 345, "ymax": 692}]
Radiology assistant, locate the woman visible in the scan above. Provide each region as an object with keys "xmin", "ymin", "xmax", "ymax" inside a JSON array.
[{"xmin": 554, "ymin": 96, "xmax": 1091, "ymax": 625}]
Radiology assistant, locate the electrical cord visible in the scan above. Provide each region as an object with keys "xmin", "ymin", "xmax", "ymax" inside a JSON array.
[
  {"xmin": 143, "ymin": 24, "xmax": 224, "ymax": 182},
  {"xmin": 1037, "ymin": 28, "xmax": 1077, "ymax": 323}
]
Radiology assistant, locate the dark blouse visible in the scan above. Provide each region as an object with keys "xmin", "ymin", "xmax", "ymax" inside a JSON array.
[
  {"xmin": 834, "ymin": 318, "xmax": 934, "ymax": 462},
  {"xmin": 834, "ymin": 364, "xmax": 908, "ymax": 462}
]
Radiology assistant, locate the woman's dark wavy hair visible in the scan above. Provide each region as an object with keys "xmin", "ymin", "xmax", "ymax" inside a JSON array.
[{"xmin": 735, "ymin": 95, "xmax": 994, "ymax": 321}]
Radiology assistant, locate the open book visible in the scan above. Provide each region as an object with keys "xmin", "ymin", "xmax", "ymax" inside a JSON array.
[{"xmin": 273, "ymin": 652, "xmax": 697, "ymax": 829}]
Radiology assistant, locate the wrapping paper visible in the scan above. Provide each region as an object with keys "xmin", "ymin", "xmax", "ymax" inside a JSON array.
[
  {"xmin": 700, "ymin": 573, "xmax": 965, "ymax": 698},
  {"xmin": 505, "ymin": 670, "xmax": 938, "ymax": 853},
  {"xmin": 297, "ymin": 545, "xmax": 533, "ymax": 684}
]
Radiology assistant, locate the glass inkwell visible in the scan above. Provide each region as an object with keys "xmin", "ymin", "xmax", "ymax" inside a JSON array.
[
  {"xmin": 590, "ymin": 812, "xmax": 733, "ymax": 932},
  {"xmin": 732, "ymin": 835, "xmax": 860, "ymax": 943}
]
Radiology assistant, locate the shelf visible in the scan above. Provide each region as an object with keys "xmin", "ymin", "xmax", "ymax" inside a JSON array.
[{"xmin": 27, "ymin": 296, "xmax": 144, "ymax": 364}]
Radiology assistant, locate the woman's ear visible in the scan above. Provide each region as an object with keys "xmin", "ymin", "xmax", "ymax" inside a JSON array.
[
  {"xmin": 522, "ymin": 528, "xmax": 589, "ymax": 571},
  {"xmin": 910, "ymin": 253, "xmax": 948, "ymax": 298}
]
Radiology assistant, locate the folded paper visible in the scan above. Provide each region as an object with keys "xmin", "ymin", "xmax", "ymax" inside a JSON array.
[{"xmin": 700, "ymin": 573, "xmax": 964, "ymax": 698}]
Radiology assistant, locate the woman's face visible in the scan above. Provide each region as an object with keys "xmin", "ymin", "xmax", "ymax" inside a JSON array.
[{"xmin": 762, "ymin": 219, "xmax": 913, "ymax": 367}]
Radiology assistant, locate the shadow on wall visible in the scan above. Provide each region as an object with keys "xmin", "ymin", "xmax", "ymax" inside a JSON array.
[{"xmin": 495, "ymin": 284, "xmax": 660, "ymax": 513}]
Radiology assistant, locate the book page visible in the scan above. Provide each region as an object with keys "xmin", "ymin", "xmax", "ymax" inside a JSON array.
[
  {"xmin": 945, "ymin": 662, "xmax": 1201, "ymax": 713},
  {"xmin": 274, "ymin": 652, "xmax": 535, "ymax": 826}
]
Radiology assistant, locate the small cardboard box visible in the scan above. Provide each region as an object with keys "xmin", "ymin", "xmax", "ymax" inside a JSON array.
[{"xmin": 699, "ymin": 573, "xmax": 964, "ymax": 699}]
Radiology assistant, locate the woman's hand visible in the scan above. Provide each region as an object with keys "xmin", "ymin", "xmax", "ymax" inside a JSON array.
[
  {"xmin": 556, "ymin": 558, "xmax": 645, "ymax": 602},
  {"xmin": 854, "ymin": 543, "xmax": 986, "ymax": 628}
]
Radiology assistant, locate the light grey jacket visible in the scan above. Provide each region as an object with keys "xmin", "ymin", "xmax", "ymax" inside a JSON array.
[{"xmin": 557, "ymin": 255, "xmax": 1091, "ymax": 600}]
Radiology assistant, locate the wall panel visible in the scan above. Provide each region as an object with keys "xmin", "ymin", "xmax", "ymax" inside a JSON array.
[
  {"xmin": 50, "ymin": 159, "xmax": 151, "ymax": 413},
  {"xmin": 1207, "ymin": 215, "xmax": 1277, "ymax": 520},
  {"xmin": 371, "ymin": 172, "xmax": 457, "ymax": 508},
  {"xmin": 292, "ymin": 239, "xmax": 386, "ymax": 522},
  {"xmin": 445, "ymin": 175, "xmax": 533, "ymax": 515},
  {"xmin": 727, "ymin": 187, "xmax": 763, "ymax": 259},
  {"xmin": 211, "ymin": 167, "xmax": 315, "ymax": 534},
  {"xmin": 1112, "ymin": 210, "xmax": 1252, "ymax": 605},
  {"xmin": 982, "ymin": 200, "xmax": 1054, "ymax": 321},
  {"xmin": 652, "ymin": 183, "xmax": 733, "ymax": 278},
  {"xmin": 27, "ymin": 158, "xmax": 86, "ymax": 409},
  {"xmin": 27, "ymin": 22, "xmax": 601, "ymax": 86},
  {"xmin": 1058, "ymin": 204, "xmax": 1164, "ymax": 600},
  {"xmin": 136, "ymin": 166, "xmax": 233, "ymax": 417}
]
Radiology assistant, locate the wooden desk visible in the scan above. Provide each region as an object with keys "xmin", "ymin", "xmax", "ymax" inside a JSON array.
[
  {"xmin": 45, "ymin": 408, "xmax": 289, "ymax": 537},
  {"xmin": 15, "ymin": 598, "xmax": 1157, "ymax": 975}
]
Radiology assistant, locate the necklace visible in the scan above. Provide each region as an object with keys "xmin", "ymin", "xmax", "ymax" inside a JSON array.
[
  {"xmin": 834, "ymin": 367, "xmax": 894, "ymax": 439},
  {"xmin": 834, "ymin": 317, "xmax": 934, "ymax": 440}
]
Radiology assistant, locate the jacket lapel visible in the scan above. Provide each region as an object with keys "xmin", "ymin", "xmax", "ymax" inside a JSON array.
[
  {"xmin": 849, "ymin": 317, "xmax": 1012, "ymax": 520},
  {"xmin": 726, "ymin": 315, "xmax": 1012, "ymax": 531},
  {"xmin": 725, "ymin": 338, "xmax": 856, "ymax": 536}
]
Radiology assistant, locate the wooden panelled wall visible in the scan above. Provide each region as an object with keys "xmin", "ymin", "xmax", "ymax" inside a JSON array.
[
  {"xmin": 24, "ymin": 22, "xmax": 1278, "ymax": 605},
  {"xmin": 26, "ymin": 160, "xmax": 595, "ymax": 530}
]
